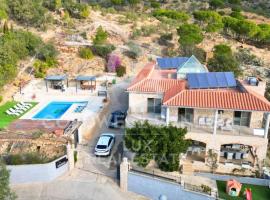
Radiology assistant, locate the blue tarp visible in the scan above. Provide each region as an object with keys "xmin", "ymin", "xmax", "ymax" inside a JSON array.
[{"xmin": 157, "ymin": 57, "xmax": 189, "ymax": 69}]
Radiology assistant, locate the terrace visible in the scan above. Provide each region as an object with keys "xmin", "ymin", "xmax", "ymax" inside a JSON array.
[{"xmin": 126, "ymin": 111, "xmax": 266, "ymax": 138}]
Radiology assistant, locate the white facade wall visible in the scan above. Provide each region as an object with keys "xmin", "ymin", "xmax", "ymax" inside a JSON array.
[{"xmin": 7, "ymin": 155, "xmax": 68, "ymax": 184}]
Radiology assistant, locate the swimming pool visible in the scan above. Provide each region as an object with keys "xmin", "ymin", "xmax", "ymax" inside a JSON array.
[{"xmin": 33, "ymin": 101, "xmax": 87, "ymax": 119}]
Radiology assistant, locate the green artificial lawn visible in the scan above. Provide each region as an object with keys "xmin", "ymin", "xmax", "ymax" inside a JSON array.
[
  {"xmin": 217, "ymin": 180, "xmax": 270, "ymax": 200},
  {"xmin": 0, "ymin": 101, "xmax": 37, "ymax": 129}
]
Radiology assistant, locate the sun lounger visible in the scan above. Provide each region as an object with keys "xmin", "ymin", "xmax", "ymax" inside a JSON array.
[
  {"xmin": 6, "ymin": 110, "xmax": 20, "ymax": 116},
  {"xmin": 9, "ymin": 108, "xmax": 23, "ymax": 114},
  {"xmin": 19, "ymin": 102, "xmax": 30, "ymax": 109},
  {"xmin": 14, "ymin": 105, "xmax": 27, "ymax": 111},
  {"xmin": 21, "ymin": 102, "xmax": 32, "ymax": 107},
  {"xmin": 17, "ymin": 104, "xmax": 29, "ymax": 111}
]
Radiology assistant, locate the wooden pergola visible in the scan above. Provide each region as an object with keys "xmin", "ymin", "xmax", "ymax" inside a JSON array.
[
  {"xmin": 45, "ymin": 75, "xmax": 68, "ymax": 92},
  {"xmin": 75, "ymin": 75, "xmax": 96, "ymax": 93}
]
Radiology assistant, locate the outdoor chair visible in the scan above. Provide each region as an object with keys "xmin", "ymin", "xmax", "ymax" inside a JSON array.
[
  {"xmin": 19, "ymin": 102, "xmax": 31, "ymax": 108},
  {"xmin": 9, "ymin": 108, "xmax": 23, "ymax": 114},
  {"xmin": 6, "ymin": 110, "xmax": 20, "ymax": 116},
  {"xmin": 221, "ymin": 119, "xmax": 233, "ymax": 131},
  {"xmin": 217, "ymin": 118, "xmax": 225, "ymax": 128},
  {"xmin": 198, "ymin": 117, "xmax": 206, "ymax": 126},
  {"xmin": 14, "ymin": 105, "xmax": 27, "ymax": 111},
  {"xmin": 205, "ymin": 117, "xmax": 213, "ymax": 126},
  {"xmin": 21, "ymin": 102, "xmax": 32, "ymax": 107}
]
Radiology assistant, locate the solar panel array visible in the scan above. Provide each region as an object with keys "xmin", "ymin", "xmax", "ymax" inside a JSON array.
[
  {"xmin": 157, "ymin": 57, "xmax": 189, "ymax": 69},
  {"xmin": 187, "ymin": 72, "xmax": 237, "ymax": 89}
]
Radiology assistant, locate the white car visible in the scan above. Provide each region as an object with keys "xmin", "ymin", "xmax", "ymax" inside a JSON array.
[{"xmin": 94, "ymin": 133, "xmax": 115, "ymax": 156}]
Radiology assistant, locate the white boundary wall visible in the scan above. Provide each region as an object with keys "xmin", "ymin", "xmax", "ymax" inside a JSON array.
[{"xmin": 7, "ymin": 155, "xmax": 68, "ymax": 184}]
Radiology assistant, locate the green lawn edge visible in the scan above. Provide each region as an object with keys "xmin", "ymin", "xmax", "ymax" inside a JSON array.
[
  {"xmin": 217, "ymin": 180, "xmax": 270, "ymax": 200},
  {"xmin": 0, "ymin": 101, "xmax": 38, "ymax": 129}
]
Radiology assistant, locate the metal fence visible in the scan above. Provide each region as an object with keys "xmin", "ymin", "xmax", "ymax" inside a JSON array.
[
  {"xmin": 184, "ymin": 182, "xmax": 212, "ymax": 196},
  {"xmin": 130, "ymin": 165, "xmax": 181, "ymax": 184}
]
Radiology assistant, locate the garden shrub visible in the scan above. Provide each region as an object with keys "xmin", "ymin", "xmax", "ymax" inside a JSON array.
[
  {"xmin": 107, "ymin": 54, "xmax": 121, "ymax": 72},
  {"xmin": 78, "ymin": 47, "xmax": 94, "ymax": 59},
  {"xmin": 116, "ymin": 66, "xmax": 126, "ymax": 77},
  {"xmin": 3, "ymin": 153, "xmax": 48, "ymax": 165},
  {"xmin": 153, "ymin": 9, "xmax": 189, "ymax": 22},
  {"xmin": 126, "ymin": 41, "xmax": 142, "ymax": 59},
  {"xmin": 125, "ymin": 121, "xmax": 190, "ymax": 172},
  {"xmin": 91, "ymin": 44, "xmax": 116, "ymax": 58},
  {"xmin": 158, "ymin": 33, "xmax": 173, "ymax": 46},
  {"xmin": 93, "ymin": 26, "xmax": 108, "ymax": 45},
  {"xmin": 140, "ymin": 25, "xmax": 157, "ymax": 36},
  {"xmin": 8, "ymin": 0, "xmax": 49, "ymax": 28},
  {"xmin": 150, "ymin": 1, "xmax": 160, "ymax": 9}
]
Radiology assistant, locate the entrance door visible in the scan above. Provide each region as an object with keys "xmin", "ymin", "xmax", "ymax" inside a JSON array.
[{"xmin": 178, "ymin": 108, "xmax": 194, "ymax": 123}]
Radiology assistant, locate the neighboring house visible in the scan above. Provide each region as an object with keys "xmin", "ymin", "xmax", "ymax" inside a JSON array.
[
  {"xmin": 126, "ymin": 61, "xmax": 270, "ymax": 174},
  {"xmin": 156, "ymin": 55, "xmax": 208, "ymax": 79}
]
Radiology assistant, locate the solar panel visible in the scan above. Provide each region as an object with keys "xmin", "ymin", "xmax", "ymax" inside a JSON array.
[
  {"xmin": 215, "ymin": 72, "xmax": 227, "ymax": 87},
  {"xmin": 157, "ymin": 57, "xmax": 189, "ymax": 69},
  {"xmin": 224, "ymin": 72, "xmax": 237, "ymax": 87},
  {"xmin": 207, "ymin": 73, "xmax": 218, "ymax": 88},
  {"xmin": 187, "ymin": 74, "xmax": 199, "ymax": 89},
  {"xmin": 187, "ymin": 72, "xmax": 236, "ymax": 89},
  {"xmin": 197, "ymin": 73, "xmax": 209, "ymax": 88}
]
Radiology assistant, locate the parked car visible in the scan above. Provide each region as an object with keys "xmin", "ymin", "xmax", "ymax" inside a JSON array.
[
  {"xmin": 108, "ymin": 110, "xmax": 126, "ymax": 128},
  {"xmin": 94, "ymin": 133, "xmax": 115, "ymax": 156}
]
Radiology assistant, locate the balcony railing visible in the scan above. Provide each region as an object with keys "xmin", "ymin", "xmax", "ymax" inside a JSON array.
[
  {"xmin": 126, "ymin": 113, "xmax": 265, "ymax": 138},
  {"xmin": 171, "ymin": 121, "xmax": 265, "ymax": 138}
]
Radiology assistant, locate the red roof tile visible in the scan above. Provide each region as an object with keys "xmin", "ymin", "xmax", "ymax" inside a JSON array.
[
  {"xmin": 163, "ymin": 90, "xmax": 270, "ymax": 111},
  {"xmin": 128, "ymin": 63, "xmax": 270, "ymax": 112},
  {"xmin": 128, "ymin": 62, "xmax": 155, "ymax": 89},
  {"xmin": 128, "ymin": 79, "xmax": 185, "ymax": 93}
]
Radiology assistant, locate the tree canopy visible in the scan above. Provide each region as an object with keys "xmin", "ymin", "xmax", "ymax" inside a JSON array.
[
  {"xmin": 0, "ymin": 162, "xmax": 16, "ymax": 200},
  {"xmin": 8, "ymin": 0, "xmax": 49, "ymax": 28},
  {"xmin": 153, "ymin": 9, "xmax": 189, "ymax": 22},
  {"xmin": 177, "ymin": 23, "xmax": 203, "ymax": 47},
  {"xmin": 208, "ymin": 44, "xmax": 242, "ymax": 77},
  {"xmin": 125, "ymin": 121, "xmax": 190, "ymax": 172},
  {"xmin": 193, "ymin": 10, "xmax": 224, "ymax": 32},
  {"xmin": 93, "ymin": 26, "xmax": 108, "ymax": 45},
  {"xmin": 0, "ymin": 29, "xmax": 58, "ymax": 89}
]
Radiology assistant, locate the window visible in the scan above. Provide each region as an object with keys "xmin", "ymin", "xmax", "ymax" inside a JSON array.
[
  {"xmin": 218, "ymin": 110, "xmax": 224, "ymax": 114},
  {"xmin": 233, "ymin": 111, "xmax": 251, "ymax": 127},
  {"xmin": 178, "ymin": 108, "xmax": 194, "ymax": 123},
  {"xmin": 147, "ymin": 98, "xmax": 161, "ymax": 114}
]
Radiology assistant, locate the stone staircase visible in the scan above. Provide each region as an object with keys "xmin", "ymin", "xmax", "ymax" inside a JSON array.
[{"xmin": 182, "ymin": 162, "xmax": 194, "ymax": 175}]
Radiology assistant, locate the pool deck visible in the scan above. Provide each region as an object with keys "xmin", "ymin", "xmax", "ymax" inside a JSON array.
[
  {"xmin": 14, "ymin": 79, "xmax": 106, "ymax": 121},
  {"xmin": 21, "ymin": 97, "xmax": 104, "ymax": 121}
]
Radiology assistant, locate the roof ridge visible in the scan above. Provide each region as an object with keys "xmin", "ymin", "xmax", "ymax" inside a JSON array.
[
  {"xmin": 127, "ymin": 62, "xmax": 155, "ymax": 91},
  {"xmin": 245, "ymin": 88, "xmax": 270, "ymax": 108},
  {"xmin": 163, "ymin": 86, "xmax": 186, "ymax": 105}
]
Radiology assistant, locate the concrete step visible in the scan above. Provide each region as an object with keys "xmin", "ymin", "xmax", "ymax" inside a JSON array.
[{"xmin": 182, "ymin": 162, "xmax": 194, "ymax": 175}]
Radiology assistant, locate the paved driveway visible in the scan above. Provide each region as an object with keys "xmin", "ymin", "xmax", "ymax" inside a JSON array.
[
  {"xmin": 12, "ymin": 169, "xmax": 147, "ymax": 200},
  {"xmin": 76, "ymin": 80, "xmax": 129, "ymax": 178},
  {"xmin": 12, "ymin": 80, "xmax": 147, "ymax": 200}
]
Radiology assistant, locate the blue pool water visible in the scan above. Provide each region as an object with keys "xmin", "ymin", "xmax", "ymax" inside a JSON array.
[{"xmin": 33, "ymin": 101, "xmax": 87, "ymax": 119}]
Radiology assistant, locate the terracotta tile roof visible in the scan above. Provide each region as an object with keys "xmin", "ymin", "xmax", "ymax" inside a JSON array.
[
  {"xmin": 128, "ymin": 62, "xmax": 270, "ymax": 112},
  {"xmin": 163, "ymin": 90, "xmax": 270, "ymax": 112},
  {"xmin": 128, "ymin": 62, "xmax": 155, "ymax": 89},
  {"xmin": 128, "ymin": 79, "xmax": 185, "ymax": 93}
]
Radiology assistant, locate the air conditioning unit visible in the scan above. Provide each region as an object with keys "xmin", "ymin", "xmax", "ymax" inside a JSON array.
[{"xmin": 247, "ymin": 76, "xmax": 258, "ymax": 86}]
